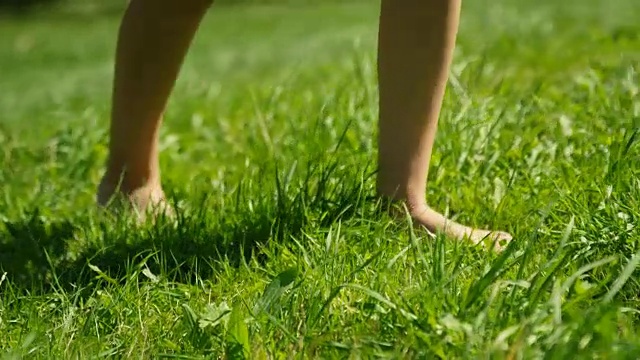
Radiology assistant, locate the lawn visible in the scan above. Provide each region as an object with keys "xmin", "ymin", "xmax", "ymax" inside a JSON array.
[{"xmin": 1, "ymin": 0, "xmax": 639, "ymax": 358}]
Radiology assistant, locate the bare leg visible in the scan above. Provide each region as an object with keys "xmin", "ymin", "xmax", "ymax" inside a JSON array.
[
  {"xmin": 376, "ymin": 0, "xmax": 512, "ymax": 250},
  {"xmin": 97, "ymin": 0, "xmax": 211, "ymax": 216}
]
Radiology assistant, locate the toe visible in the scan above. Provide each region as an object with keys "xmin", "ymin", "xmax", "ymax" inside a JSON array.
[{"xmin": 485, "ymin": 231, "xmax": 513, "ymax": 252}]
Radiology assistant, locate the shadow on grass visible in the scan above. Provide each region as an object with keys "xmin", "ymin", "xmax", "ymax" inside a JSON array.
[
  {"xmin": 0, "ymin": 166, "xmax": 376, "ymax": 294},
  {"xmin": 0, "ymin": 204, "xmax": 280, "ymax": 293}
]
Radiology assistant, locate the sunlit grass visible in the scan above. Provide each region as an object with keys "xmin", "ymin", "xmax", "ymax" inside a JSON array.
[{"xmin": 1, "ymin": 0, "xmax": 639, "ymax": 357}]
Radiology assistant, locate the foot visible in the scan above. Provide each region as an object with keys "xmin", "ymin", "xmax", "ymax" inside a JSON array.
[
  {"xmin": 389, "ymin": 201, "xmax": 513, "ymax": 252},
  {"xmin": 97, "ymin": 176, "xmax": 171, "ymax": 221}
]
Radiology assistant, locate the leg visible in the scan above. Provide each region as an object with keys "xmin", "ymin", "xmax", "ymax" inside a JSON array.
[
  {"xmin": 97, "ymin": 0, "xmax": 212, "ymax": 216},
  {"xmin": 376, "ymin": 0, "xmax": 512, "ymax": 250}
]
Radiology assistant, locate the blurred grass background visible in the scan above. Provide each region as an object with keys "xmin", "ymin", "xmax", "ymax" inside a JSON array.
[{"xmin": 0, "ymin": 0, "xmax": 355, "ymax": 15}]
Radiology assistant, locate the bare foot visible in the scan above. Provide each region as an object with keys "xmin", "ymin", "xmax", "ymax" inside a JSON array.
[
  {"xmin": 97, "ymin": 177, "xmax": 172, "ymax": 222},
  {"xmin": 389, "ymin": 202, "xmax": 513, "ymax": 252}
]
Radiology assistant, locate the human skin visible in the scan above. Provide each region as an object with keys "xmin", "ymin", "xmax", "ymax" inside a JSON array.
[{"xmin": 97, "ymin": 0, "xmax": 512, "ymax": 250}]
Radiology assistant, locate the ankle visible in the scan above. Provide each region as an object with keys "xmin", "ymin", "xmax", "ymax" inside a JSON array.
[
  {"xmin": 98, "ymin": 165, "xmax": 160, "ymax": 197},
  {"xmin": 97, "ymin": 174, "xmax": 164, "ymax": 209},
  {"xmin": 378, "ymin": 196, "xmax": 430, "ymax": 223},
  {"xmin": 377, "ymin": 183, "xmax": 426, "ymax": 213},
  {"xmin": 103, "ymin": 158, "xmax": 160, "ymax": 188}
]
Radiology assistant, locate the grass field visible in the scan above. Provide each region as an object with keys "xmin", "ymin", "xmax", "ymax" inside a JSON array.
[{"xmin": 1, "ymin": 0, "xmax": 640, "ymax": 358}]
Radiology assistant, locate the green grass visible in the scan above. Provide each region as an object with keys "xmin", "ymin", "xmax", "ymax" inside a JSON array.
[{"xmin": 1, "ymin": 0, "xmax": 640, "ymax": 358}]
